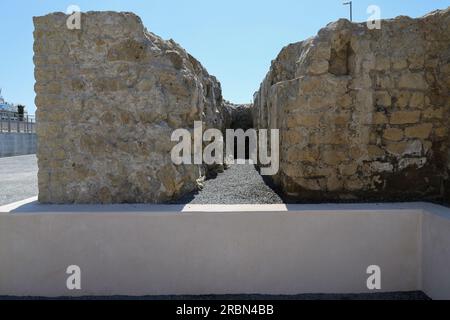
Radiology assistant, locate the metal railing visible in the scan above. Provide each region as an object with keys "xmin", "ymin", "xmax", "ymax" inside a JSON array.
[{"xmin": 0, "ymin": 112, "xmax": 36, "ymax": 133}]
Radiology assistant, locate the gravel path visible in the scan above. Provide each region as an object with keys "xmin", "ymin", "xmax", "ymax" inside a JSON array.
[
  {"xmin": 0, "ymin": 154, "xmax": 38, "ymax": 206},
  {"xmin": 176, "ymin": 164, "xmax": 284, "ymax": 204}
]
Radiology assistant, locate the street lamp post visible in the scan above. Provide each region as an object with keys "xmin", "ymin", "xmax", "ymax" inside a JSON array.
[{"xmin": 343, "ymin": 1, "xmax": 353, "ymax": 22}]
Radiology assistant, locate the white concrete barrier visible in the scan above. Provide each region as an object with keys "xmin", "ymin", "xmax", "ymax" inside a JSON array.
[
  {"xmin": 0, "ymin": 133, "xmax": 37, "ymax": 157},
  {"xmin": 421, "ymin": 206, "xmax": 450, "ymax": 300},
  {"xmin": 0, "ymin": 199, "xmax": 449, "ymax": 299}
]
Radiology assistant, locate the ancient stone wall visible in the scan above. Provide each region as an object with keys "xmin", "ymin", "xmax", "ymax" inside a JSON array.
[
  {"xmin": 34, "ymin": 12, "xmax": 229, "ymax": 203},
  {"xmin": 254, "ymin": 8, "xmax": 450, "ymax": 201}
]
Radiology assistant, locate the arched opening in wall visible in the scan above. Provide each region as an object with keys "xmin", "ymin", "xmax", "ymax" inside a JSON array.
[{"xmin": 329, "ymin": 42, "xmax": 355, "ymax": 76}]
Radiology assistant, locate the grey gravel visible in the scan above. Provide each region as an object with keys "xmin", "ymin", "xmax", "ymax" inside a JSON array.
[
  {"xmin": 0, "ymin": 154, "xmax": 38, "ymax": 206},
  {"xmin": 176, "ymin": 164, "xmax": 284, "ymax": 204}
]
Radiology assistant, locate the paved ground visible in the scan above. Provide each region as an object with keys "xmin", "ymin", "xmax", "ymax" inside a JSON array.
[
  {"xmin": 0, "ymin": 154, "xmax": 38, "ymax": 206},
  {"xmin": 176, "ymin": 164, "xmax": 284, "ymax": 204}
]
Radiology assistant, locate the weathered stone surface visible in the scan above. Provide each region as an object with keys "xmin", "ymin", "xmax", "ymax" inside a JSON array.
[
  {"xmin": 405, "ymin": 123, "xmax": 433, "ymax": 139},
  {"xmin": 390, "ymin": 111, "xmax": 421, "ymax": 125},
  {"xmin": 34, "ymin": 12, "xmax": 231, "ymax": 204},
  {"xmin": 254, "ymin": 7, "xmax": 450, "ymax": 201},
  {"xmin": 383, "ymin": 128, "xmax": 404, "ymax": 141}
]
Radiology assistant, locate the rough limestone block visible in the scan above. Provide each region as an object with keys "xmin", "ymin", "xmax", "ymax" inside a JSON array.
[
  {"xmin": 34, "ymin": 12, "xmax": 230, "ymax": 204},
  {"xmin": 253, "ymin": 8, "xmax": 450, "ymax": 201}
]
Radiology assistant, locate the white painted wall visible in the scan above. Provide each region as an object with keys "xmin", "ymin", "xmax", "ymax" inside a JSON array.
[
  {"xmin": 0, "ymin": 201, "xmax": 448, "ymax": 299},
  {"xmin": 421, "ymin": 206, "xmax": 450, "ymax": 300}
]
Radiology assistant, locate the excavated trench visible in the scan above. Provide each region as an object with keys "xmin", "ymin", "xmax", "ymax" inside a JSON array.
[
  {"xmin": 34, "ymin": 10, "xmax": 450, "ymax": 206},
  {"xmin": 175, "ymin": 164, "xmax": 283, "ymax": 204},
  {"xmin": 174, "ymin": 104, "xmax": 284, "ymax": 205}
]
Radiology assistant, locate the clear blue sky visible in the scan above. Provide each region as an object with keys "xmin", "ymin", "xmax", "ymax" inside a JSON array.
[{"xmin": 1, "ymin": 0, "xmax": 449, "ymax": 114}]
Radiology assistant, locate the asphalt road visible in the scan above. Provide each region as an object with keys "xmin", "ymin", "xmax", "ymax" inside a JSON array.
[{"xmin": 0, "ymin": 154, "xmax": 38, "ymax": 206}]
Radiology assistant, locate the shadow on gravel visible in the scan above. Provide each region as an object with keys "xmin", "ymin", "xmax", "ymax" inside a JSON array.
[
  {"xmin": 171, "ymin": 163, "xmax": 450, "ymax": 207},
  {"xmin": 172, "ymin": 163, "xmax": 284, "ymax": 205}
]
